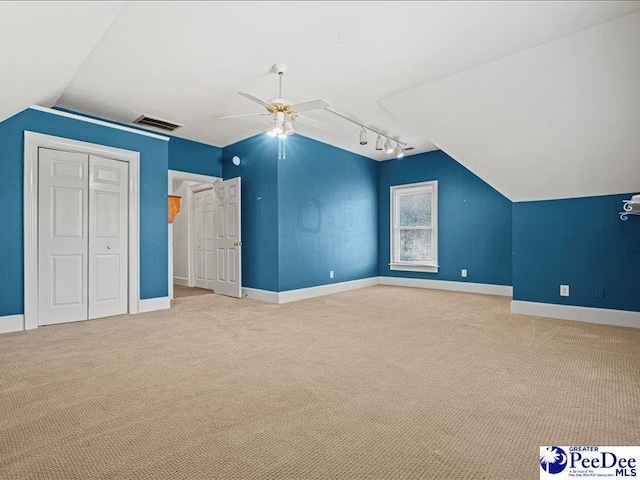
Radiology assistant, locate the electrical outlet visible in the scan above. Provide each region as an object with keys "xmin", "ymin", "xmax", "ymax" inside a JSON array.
[
  {"xmin": 596, "ymin": 288, "xmax": 605, "ymax": 299},
  {"xmin": 461, "ymin": 269, "xmax": 468, "ymax": 278},
  {"xmin": 330, "ymin": 270, "xmax": 334, "ymax": 279},
  {"xmin": 560, "ymin": 285, "xmax": 570, "ymax": 297}
]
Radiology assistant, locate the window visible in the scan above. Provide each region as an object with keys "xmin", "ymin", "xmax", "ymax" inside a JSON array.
[{"xmin": 390, "ymin": 181, "xmax": 438, "ymax": 272}]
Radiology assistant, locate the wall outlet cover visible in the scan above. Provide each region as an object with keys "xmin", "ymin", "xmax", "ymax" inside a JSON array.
[
  {"xmin": 461, "ymin": 269, "xmax": 468, "ymax": 278},
  {"xmin": 596, "ymin": 288, "xmax": 605, "ymax": 299},
  {"xmin": 330, "ymin": 270, "xmax": 334, "ymax": 279},
  {"xmin": 560, "ymin": 285, "xmax": 570, "ymax": 297}
]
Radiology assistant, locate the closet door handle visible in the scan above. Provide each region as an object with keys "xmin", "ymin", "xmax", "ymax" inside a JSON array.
[{"xmin": 106, "ymin": 245, "xmax": 112, "ymax": 250}]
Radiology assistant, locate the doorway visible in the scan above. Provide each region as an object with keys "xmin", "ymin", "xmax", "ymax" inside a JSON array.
[
  {"xmin": 170, "ymin": 177, "xmax": 215, "ymax": 298},
  {"xmin": 168, "ymin": 170, "xmax": 242, "ymax": 301}
]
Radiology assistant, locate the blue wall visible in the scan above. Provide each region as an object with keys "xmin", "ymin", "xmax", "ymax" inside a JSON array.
[
  {"xmin": 0, "ymin": 108, "xmax": 169, "ymax": 317},
  {"xmin": 223, "ymin": 134, "xmax": 378, "ymax": 292},
  {"xmin": 222, "ymin": 135, "xmax": 280, "ymax": 291},
  {"xmin": 3, "ymin": 108, "xmax": 636, "ymax": 316},
  {"xmin": 378, "ymin": 150, "xmax": 513, "ymax": 286},
  {"xmin": 513, "ymin": 194, "xmax": 640, "ymax": 312},
  {"xmin": 169, "ymin": 136, "xmax": 222, "ymax": 177},
  {"xmin": 277, "ymin": 135, "xmax": 378, "ymax": 291}
]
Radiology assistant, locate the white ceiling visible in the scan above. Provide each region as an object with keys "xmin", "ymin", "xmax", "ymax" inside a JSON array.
[
  {"xmin": 1, "ymin": 1, "xmax": 639, "ymax": 200},
  {"xmin": 0, "ymin": 1, "xmax": 123, "ymax": 124},
  {"xmin": 381, "ymin": 10, "xmax": 640, "ymax": 201}
]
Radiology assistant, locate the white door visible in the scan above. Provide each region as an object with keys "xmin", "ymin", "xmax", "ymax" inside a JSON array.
[
  {"xmin": 214, "ymin": 177, "xmax": 242, "ymax": 298},
  {"xmin": 192, "ymin": 187, "xmax": 216, "ymax": 290},
  {"xmin": 203, "ymin": 188, "xmax": 216, "ymax": 290},
  {"xmin": 38, "ymin": 148, "xmax": 89, "ymax": 325},
  {"xmin": 38, "ymin": 149, "xmax": 129, "ymax": 326},
  {"xmin": 193, "ymin": 189, "xmax": 205, "ymax": 288},
  {"xmin": 88, "ymin": 155, "xmax": 128, "ymax": 319}
]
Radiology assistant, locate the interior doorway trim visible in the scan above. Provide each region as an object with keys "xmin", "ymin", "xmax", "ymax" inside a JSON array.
[
  {"xmin": 168, "ymin": 169, "xmax": 221, "ymax": 299},
  {"xmin": 24, "ymin": 131, "xmax": 141, "ymax": 330}
]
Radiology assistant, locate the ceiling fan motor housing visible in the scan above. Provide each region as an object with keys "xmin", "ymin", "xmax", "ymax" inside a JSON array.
[{"xmin": 271, "ymin": 63, "xmax": 288, "ymax": 75}]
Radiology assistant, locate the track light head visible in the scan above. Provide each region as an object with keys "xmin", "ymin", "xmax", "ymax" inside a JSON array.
[
  {"xmin": 375, "ymin": 134, "xmax": 383, "ymax": 150},
  {"xmin": 359, "ymin": 126, "xmax": 368, "ymax": 145},
  {"xmin": 394, "ymin": 142, "xmax": 404, "ymax": 158},
  {"xmin": 384, "ymin": 137, "xmax": 393, "ymax": 154}
]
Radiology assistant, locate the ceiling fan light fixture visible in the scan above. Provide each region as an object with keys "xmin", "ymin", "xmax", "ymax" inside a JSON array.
[
  {"xmin": 284, "ymin": 119, "xmax": 295, "ymax": 136},
  {"xmin": 359, "ymin": 126, "xmax": 368, "ymax": 145},
  {"xmin": 395, "ymin": 142, "xmax": 404, "ymax": 158},
  {"xmin": 375, "ymin": 134, "xmax": 383, "ymax": 150},
  {"xmin": 266, "ymin": 117, "xmax": 278, "ymax": 136},
  {"xmin": 271, "ymin": 123, "xmax": 283, "ymax": 135},
  {"xmin": 270, "ymin": 111, "xmax": 285, "ymax": 135}
]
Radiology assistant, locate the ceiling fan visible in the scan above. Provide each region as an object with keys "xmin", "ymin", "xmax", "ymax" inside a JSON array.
[{"xmin": 219, "ymin": 63, "xmax": 332, "ymax": 137}]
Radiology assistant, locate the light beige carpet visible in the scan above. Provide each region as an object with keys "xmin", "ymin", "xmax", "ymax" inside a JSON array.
[
  {"xmin": 0, "ymin": 286, "xmax": 639, "ymax": 479},
  {"xmin": 173, "ymin": 284, "xmax": 215, "ymax": 299}
]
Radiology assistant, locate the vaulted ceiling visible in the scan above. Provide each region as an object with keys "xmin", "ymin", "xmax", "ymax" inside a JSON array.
[
  {"xmin": 0, "ymin": 2, "xmax": 124, "ymax": 124},
  {"xmin": 381, "ymin": 9, "xmax": 640, "ymax": 201},
  {"xmin": 1, "ymin": 1, "xmax": 639, "ymax": 200}
]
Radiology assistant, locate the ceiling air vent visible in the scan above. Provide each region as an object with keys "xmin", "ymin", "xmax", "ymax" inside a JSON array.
[{"xmin": 133, "ymin": 114, "xmax": 182, "ymax": 132}]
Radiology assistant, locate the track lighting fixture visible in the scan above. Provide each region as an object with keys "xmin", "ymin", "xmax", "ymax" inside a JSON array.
[
  {"xmin": 394, "ymin": 142, "xmax": 404, "ymax": 158},
  {"xmin": 384, "ymin": 137, "xmax": 393, "ymax": 154},
  {"xmin": 359, "ymin": 126, "xmax": 368, "ymax": 145},
  {"xmin": 375, "ymin": 134, "xmax": 383, "ymax": 151},
  {"xmin": 322, "ymin": 107, "xmax": 410, "ymax": 157}
]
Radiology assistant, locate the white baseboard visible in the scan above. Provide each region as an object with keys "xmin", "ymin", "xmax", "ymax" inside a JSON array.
[
  {"xmin": 379, "ymin": 276, "xmax": 513, "ymax": 297},
  {"xmin": 279, "ymin": 277, "xmax": 381, "ymax": 304},
  {"xmin": 0, "ymin": 314, "xmax": 24, "ymax": 334},
  {"xmin": 139, "ymin": 297, "xmax": 171, "ymax": 313},
  {"xmin": 243, "ymin": 277, "xmax": 380, "ymax": 304},
  {"xmin": 243, "ymin": 288, "xmax": 281, "ymax": 304},
  {"xmin": 173, "ymin": 277, "xmax": 189, "ymax": 287},
  {"xmin": 511, "ymin": 300, "xmax": 640, "ymax": 329}
]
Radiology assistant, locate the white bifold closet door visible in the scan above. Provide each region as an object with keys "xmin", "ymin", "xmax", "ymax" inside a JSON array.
[
  {"xmin": 192, "ymin": 188, "xmax": 216, "ymax": 290},
  {"xmin": 88, "ymin": 155, "xmax": 128, "ymax": 320},
  {"xmin": 38, "ymin": 148, "xmax": 128, "ymax": 326}
]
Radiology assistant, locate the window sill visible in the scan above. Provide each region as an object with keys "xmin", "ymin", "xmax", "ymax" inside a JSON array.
[{"xmin": 389, "ymin": 263, "xmax": 439, "ymax": 273}]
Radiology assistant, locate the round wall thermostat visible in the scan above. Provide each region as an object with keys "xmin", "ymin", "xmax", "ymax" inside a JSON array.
[{"xmin": 232, "ymin": 156, "xmax": 241, "ymax": 166}]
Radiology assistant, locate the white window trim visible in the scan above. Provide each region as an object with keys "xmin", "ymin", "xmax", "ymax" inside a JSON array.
[{"xmin": 390, "ymin": 180, "xmax": 438, "ymax": 273}]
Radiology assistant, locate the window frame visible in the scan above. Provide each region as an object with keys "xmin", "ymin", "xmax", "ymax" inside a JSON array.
[{"xmin": 389, "ymin": 180, "xmax": 439, "ymax": 273}]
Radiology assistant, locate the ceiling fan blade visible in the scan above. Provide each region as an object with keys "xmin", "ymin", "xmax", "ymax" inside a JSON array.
[
  {"xmin": 218, "ymin": 112, "xmax": 269, "ymax": 120},
  {"xmin": 238, "ymin": 92, "xmax": 274, "ymax": 111},
  {"xmin": 291, "ymin": 99, "xmax": 330, "ymax": 113},
  {"xmin": 296, "ymin": 114, "xmax": 333, "ymax": 131}
]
